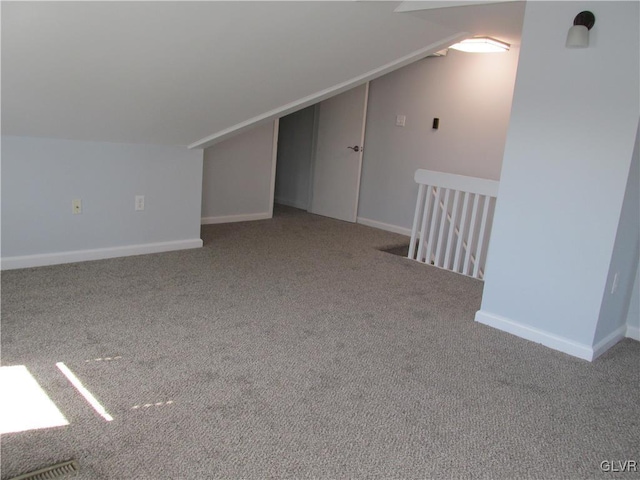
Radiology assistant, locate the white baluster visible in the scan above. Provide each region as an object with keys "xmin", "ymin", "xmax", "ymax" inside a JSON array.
[
  {"xmin": 454, "ymin": 192, "xmax": 469, "ymax": 273},
  {"xmin": 444, "ymin": 190, "xmax": 460, "ymax": 270},
  {"xmin": 473, "ymin": 195, "xmax": 492, "ymax": 278},
  {"xmin": 409, "ymin": 184, "xmax": 425, "ymax": 260},
  {"xmin": 463, "ymin": 194, "xmax": 480, "ymax": 275},
  {"xmin": 425, "ymin": 187, "xmax": 441, "ymax": 264},
  {"xmin": 434, "ymin": 188, "xmax": 451, "ymax": 267},
  {"xmin": 410, "ymin": 169, "xmax": 499, "ymax": 279},
  {"xmin": 417, "ymin": 185, "xmax": 433, "ymax": 263}
]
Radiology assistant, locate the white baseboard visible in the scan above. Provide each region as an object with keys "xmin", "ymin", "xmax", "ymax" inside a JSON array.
[
  {"xmin": 1, "ymin": 239, "xmax": 203, "ymax": 271},
  {"xmin": 201, "ymin": 212, "xmax": 271, "ymax": 225},
  {"xmin": 474, "ymin": 310, "xmax": 595, "ymax": 361},
  {"xmin": 592, "ymin": 325, "xmax": 627, "ymax": 360},
  {"xmin": 356, "ymin": 217, "xmax": 412, "ymax": 237},
  {"xmin": 274, "ymin": 197, "xmax": 308, "ymax": 210},
  {"xmin": 626, "ymin": 325, "xmax": 640, "ymax": 341}
]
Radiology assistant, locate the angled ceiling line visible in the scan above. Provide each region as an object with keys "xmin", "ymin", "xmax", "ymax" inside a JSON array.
[
  {"xmin": 187, "ymin": 32, "xmax": 468, "ymax": 150},
  {"xmin": 394, "ymin": 1, "xmax": 521, "ymax": 14}
]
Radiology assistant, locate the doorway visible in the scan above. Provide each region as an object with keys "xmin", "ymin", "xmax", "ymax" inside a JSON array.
[
  {"xmin": 273, "ymin": 83, "xmax": 370, "ymax": 223},
  {"xmin": 273, "ymin": 105, "xmax": 317, "ymax": 211}
]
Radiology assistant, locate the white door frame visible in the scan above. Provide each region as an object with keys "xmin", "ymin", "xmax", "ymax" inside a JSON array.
[
  {"xmin": 350, "ymin": 81, "xmax": 370, "ymax": 221},
  {"xmin": 269, "ymin": 82, "xmax": 370, "ymax": 219},
  {"xmin": 308, "ymin": 81, "xmax": 370, "ymax": 221},
  {"xmin": 268, "ymin": 118, "xmax": 280, "ymax": 217}
]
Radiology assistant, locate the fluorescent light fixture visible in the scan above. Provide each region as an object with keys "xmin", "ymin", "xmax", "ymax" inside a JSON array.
[{"xmin": 449, "ymin": 37, "xmax": 510, "ymax": 53}]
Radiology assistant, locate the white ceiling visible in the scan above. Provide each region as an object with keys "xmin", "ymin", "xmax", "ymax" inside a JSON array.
[
  {"xmin": 395, "ymin": 1, "xmax": 517, "ymax": 13},
  {"xmin": 1, "ymin": 1, "xmax": 524, "ymax": 148},
  {"xmin": 400, "ymin": 1, "xmax": 525, "ymax": 46}
]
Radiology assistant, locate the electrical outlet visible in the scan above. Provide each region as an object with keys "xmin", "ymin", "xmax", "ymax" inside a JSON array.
[
  {"xmin": 135, "ymin": 195, "xmax": 145, "ymax": 211},
  {"xmin": 395, "ymin": 115, "xmax": 406, "ymax": 127},
  {"xmin": 72, "ymin": 199, "xmax": 82, "ymax": 215}
]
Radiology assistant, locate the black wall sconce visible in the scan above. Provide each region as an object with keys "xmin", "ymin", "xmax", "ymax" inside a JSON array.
[{"xmin": 566, "ymin": 11, "xmax": 595, "ymax": 48}]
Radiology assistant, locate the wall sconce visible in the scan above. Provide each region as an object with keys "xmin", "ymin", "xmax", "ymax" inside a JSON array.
[{"xmin": 566, "ymin": 11, "xmax": 595, "ymax": 48}]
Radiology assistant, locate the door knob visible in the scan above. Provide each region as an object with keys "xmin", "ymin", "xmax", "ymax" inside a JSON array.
[{"xmin": 347, "ymin": 146, "xmax": 361, "ymax": 152}]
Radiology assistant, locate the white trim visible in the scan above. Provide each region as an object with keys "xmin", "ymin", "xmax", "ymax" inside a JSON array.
[
  {"xmin": 356, "ymin": 217, "xmax": 412, "ymax": 237},
  {"xmin": 395, "ymin": 1, "xmax": 514, "ymax": 13},
  {"xmin": 591, "ymin": 326, "xmax": 626, "ymax": 360},
  {"xmin": 414, "ymin": 169, "xmax": 500, "ymax": 197},
  {"xmin": 187, "ymin": 33, "xmax": 468, "ymax": 150},
  {"xmin": 474, "ymin": 310, "xmax": 595, "ymax": 361},
  {"xmin": 625, "ymin": 325, "xmax": 640, "ymax": 341},
  {"xmin": 1, "ymin": 239, "xmax": 203, "ymax": 271},
  {"xmin": 275, "ymin": 197, "xmax": 308, "ymax": 210},
  {"xmin": 351, "ymin": 81, "xmax": 369, "ymax": 223},
  {"xmin": 201, "ymin": 212, "xmax": 271, "ymax": 225},
  {"xmin": 268, "ymin": 119, "xmax": 280, "ymax": 218}
]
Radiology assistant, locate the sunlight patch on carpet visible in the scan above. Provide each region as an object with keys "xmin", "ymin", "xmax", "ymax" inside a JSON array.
[
  {"xmin": 0, "ymin": 365, "xmax": 69, "ymax": 434},
  {"xmin": 56, "ymin": 362, "xmax": 113, "ymax": 422}
]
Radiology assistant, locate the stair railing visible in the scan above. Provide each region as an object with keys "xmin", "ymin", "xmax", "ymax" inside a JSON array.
[{"xmin": 408, "ymin": 169, "xmax": 499, "ymax": 279}]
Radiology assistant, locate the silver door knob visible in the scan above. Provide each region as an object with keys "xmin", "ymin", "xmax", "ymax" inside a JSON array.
[{"xmin": 347, "ymin": 146, "xmax": 361, "ymax": 152}]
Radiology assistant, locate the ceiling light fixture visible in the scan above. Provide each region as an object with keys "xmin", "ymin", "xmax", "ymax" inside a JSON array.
[{"xmin": 449, "ymin": 37, "xmax": 510, "ymax": 53}]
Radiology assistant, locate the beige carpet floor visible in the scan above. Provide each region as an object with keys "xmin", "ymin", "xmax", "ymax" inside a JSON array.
[{"xmin": 1, "ymin": 206, "xmax": 639, "ymax": 479}]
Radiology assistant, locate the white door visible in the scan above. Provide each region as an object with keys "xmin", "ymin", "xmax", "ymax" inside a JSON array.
[{"xmin": 309, "ymin": 83, "xmax": 369, "ymax": 223}]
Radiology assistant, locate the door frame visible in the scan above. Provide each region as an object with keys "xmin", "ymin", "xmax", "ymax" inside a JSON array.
[
  {"xmin": 269, "ymin": 81, "xmax": 370, "ymax": 219},
  {"xmin": 349, "ymin": 81, "xmax": 370, "ymax": 221},
  {"xmin": 308, "ymin": 81, "xmax": 370, "ymax": 221},
  {"xmin": 267, "ymin": 118, "xmax": 280, "ymax": 218}
]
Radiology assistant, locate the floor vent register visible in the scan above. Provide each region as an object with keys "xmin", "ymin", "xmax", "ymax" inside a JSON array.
[{"xmin": 8, "ymin": 460, "xmax": 79, "ymax": 480}]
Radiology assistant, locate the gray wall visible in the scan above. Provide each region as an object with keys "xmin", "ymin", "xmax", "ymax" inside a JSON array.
[
  {"xmin": 274, "ymin": 106, "xmax": 316, "ymax": 210},
  {"xmin": 477, "ymin": 1, "xmax": 639, "ymax": 353},
  {"xmin": 595, "ymin": 121, "xmax": 640, "ymax": 342},
  {"xmin": 1, "ymin": 136, "xmax": 203, "ymax": 258},
  {"xmin": 201, "ymin": 122, "xmax": 276, "ymax": 221},
  {"xmin": 357, "ymin": 47, "xmax": 520, "ymax": 231}
]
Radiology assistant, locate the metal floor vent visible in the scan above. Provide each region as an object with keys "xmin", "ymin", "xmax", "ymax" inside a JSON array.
[{"xmin": 9, "ymin": 460, "xmax": 78, "ymax": 480}]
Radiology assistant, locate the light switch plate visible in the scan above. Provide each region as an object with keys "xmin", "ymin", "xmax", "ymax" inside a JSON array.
[{"xmin": 72, "ymin": 199, "xmax": 82, "ymax": 214}]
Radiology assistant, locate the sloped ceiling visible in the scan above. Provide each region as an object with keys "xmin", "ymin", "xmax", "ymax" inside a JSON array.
[
  {"xmin": 1, "ymin": 1, "xmax": 524, "ymax": 148},
  {"xmin": 400, "ymin": 1, "xmax": 524, "ymax": 46}
]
